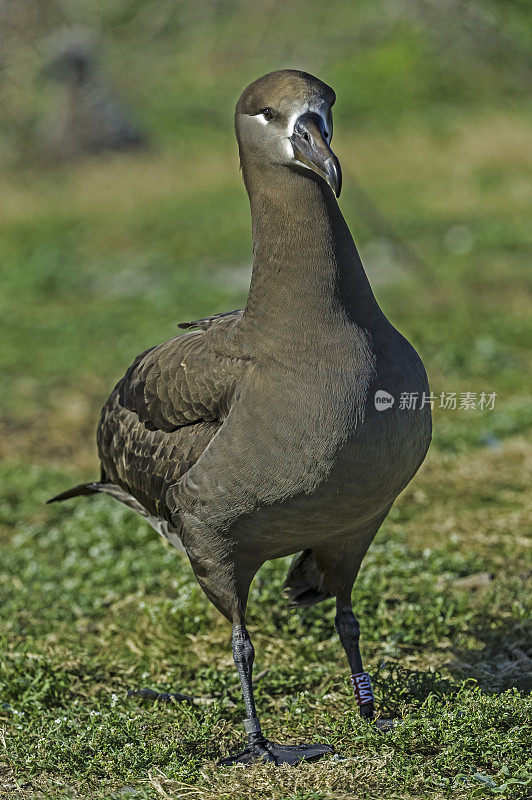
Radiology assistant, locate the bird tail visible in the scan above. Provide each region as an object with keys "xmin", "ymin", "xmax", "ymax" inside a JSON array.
[
  {"xmin": 46, "ymin": 482, "xmax": 101, "ymax": 504},
  {"xmin": 283, "ymin": 549, "xmax": 332, "ymax": 608},
  {"xmin": 47, "ymin": 481, "xmax": 149, "ymax": 519}
]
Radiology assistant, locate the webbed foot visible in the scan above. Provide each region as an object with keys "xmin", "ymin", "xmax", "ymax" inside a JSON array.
[{"xmin": 219, "ymin": 739, "xmax": 333, "ymax": 766}]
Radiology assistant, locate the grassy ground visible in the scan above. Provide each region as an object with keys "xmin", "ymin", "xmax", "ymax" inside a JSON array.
[
  {"xmin": 1, "ymin": 1, "xmax": 531, "ymax": 798},
  {"xmin": 1, "ymin": 441, "xmax": 531, "ymax": 798}
]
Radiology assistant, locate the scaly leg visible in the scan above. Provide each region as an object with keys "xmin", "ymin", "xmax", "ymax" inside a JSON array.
[
  {"xmin": 335, "ymin": 600, "xmax": 375, "ymax": 719},
  {"xmin": 219, "ymin": 623, "xmax": 333, "ymax": 766}
]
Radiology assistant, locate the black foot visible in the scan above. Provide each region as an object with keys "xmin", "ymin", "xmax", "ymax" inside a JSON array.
[{"xmin": 219, "ymin": 739, "xmax": 333, "ymax": 767}]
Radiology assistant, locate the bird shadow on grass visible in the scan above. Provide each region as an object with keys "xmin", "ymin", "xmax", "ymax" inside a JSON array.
[
  {"xmin": 447, "ymin": 620, "xmax": 532, "ymax": 695},
  {"xmin": 370, "ymin": 620, "xmax": 531, "ymax": 717},
  {"xmin": 371, "ymin": 663, "xmax": 464, "ymax": 717}
]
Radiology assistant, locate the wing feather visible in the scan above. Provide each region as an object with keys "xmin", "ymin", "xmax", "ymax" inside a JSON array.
[
  {"xmin": 96, "ymin": 310, "xmax": 247, "ymax": 521},
  {"xmin": 119, "ymin": 313, "xmax": 244, "ymax": 431},
  {"xmin": 177, "ymin": 309, "xmax": 244, "ymax": 331}
]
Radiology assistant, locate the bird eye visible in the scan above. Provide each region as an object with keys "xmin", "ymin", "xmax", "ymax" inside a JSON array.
[{"xmin": 259, "ymin": 107, "xmax": 274, "ymax": 121}]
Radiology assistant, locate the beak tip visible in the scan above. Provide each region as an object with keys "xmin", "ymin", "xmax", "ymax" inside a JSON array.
[
  {"xmin": 290, "ymin": 112, "xmax": 342, "ymax": 198},
  {"xmin": 326, "ymin": 157, "xmax": 342, "ymax": 198}
]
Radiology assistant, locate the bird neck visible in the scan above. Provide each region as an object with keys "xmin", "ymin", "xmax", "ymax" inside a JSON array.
[{"xmin": 240, "ymin": 164, "xmax": 383, "ymax": 347}]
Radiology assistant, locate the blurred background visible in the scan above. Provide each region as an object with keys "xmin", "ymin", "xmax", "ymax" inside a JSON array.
[
  {"xmin": 0, "ymin": 0, "xmax": 531, "ymax": 472},
  {"xmin": 1, "ymin": 4, "xmax": 531, "ymax": 794}
]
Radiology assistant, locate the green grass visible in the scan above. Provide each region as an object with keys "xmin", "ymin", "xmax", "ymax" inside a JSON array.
[
  {"xmin": 1, "ymin": 1, "xmax": 531, "ymax": 797},
  {"xmin": 1, "ymin": 446, "xmax": 530, "ymax": 798}
]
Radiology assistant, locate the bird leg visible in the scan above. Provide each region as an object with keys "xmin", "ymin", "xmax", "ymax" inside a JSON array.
[
  {"xmin": 219, "ymin": 623, "xmax": 333, "ymax": 766},
  {"xmin": 335, "ymin": 600, "xmax": 375, "ymax": 720},
  {"xmin": 231, "ymin": 623, "xmax": 267, "ymax": 747}
]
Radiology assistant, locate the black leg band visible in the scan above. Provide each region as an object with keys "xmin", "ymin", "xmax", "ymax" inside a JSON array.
[{"xmin": 243, "ymin": 716, "xmax": 262, "ymax": 735}]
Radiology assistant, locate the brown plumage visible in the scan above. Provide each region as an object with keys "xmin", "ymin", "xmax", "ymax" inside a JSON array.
[{"xmin": 49, "ymin": 70, "xmax": 431, "ymax": 765}]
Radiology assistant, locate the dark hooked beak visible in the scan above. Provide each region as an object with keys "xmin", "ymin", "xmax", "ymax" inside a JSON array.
[{"xmin": 289, "ymin": 111, "xmax": 342, "ymax": 197}]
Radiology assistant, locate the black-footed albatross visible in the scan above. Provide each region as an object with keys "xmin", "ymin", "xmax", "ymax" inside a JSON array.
[{"xmin": 49, "ymin": 69, "xmax": 432, "ymax": 766}]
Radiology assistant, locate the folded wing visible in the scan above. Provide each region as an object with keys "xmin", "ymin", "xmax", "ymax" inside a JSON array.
[{"xmin": 97, "ymin": 311, "xmax": 247, "ymax": 521}]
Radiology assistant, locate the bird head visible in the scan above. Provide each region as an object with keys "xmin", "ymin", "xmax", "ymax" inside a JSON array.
[{"xmin": 235, "ymin": 70, "xmax": 341, "ymax": 198}]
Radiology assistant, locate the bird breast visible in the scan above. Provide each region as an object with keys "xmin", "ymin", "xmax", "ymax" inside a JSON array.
[{"xmin": 172, "ymin": 323, "xmax": 430, "ymax": 547}]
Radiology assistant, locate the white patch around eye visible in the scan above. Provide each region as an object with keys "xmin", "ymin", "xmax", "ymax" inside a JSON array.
[
  {"xmin": 285, "ymin": 138, "xmax": 295, "ymax": 158},
  {"xmin": 287, "ymin": 107, "xmax": 305, "ymax": 136},
  {"xmin": 283, "ymin": 107, "xmax": 305, "ymax": 160},
  {"xmin": 257, "ymin": 113, "xmax": 269, "ymax": 125},
  {"xmin": 286, "ymin": 105, "xmax": 329, "ymax": 138},
  {"xmin": 285, "ymin": 104, "xmax": 330, "ymax": 162}
]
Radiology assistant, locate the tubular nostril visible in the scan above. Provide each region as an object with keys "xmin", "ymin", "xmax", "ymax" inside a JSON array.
[{"xmin": 302, "ymin": 131, "xmax": 311, "ymax": 143}]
